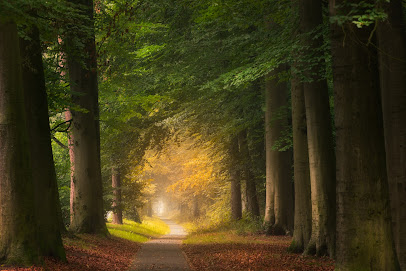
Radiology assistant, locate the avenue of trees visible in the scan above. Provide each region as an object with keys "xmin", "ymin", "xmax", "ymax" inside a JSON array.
[{"xmin": 0, "ymin": 0, "xmax": 405, "ymax": 270}]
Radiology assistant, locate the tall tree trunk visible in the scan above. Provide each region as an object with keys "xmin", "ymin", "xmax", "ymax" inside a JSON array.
[
  {"xmin": 65, "ymin": 110, "xmax": 75, "ymax": 225},
  {"xmin": 289, "ymin": 67, "xmax": 312, "ymax": 252},
  {"xmin": 230, "ymin": 136, "xmax": 242, "ymax": 220},
  {"xmin": 264, "ymin": 67, "xmax": 294, "ymax": 234},
  {"xmin": 20, "ymin": 25, "xmax": 66, "ymax": 260},
  {"xmin": 112, "ymin": 167, "xmax": 123, "ymax": 224},
  {"xmin": 377, "ymin": 1, "xmax": 406, "ymax": 269},
  {"xmin": 0, "ymin": 21, "xmax": 40, "ymax": 265},
  {"xmin": 239, "ymin": 130, "xmax": 260, "ymax": 217},
  {"xmin": 67, "ymin": 0, "xmax": 107, "ymax": 234},
  {"xmin": 264, "ymin": 74, "xmax": 275, "ymax": 226},
  {"xmin": 300, "ymin": 0, "xmax": 336, "ymax": 257},
  {"xmin": 330, "ymin": 1, "xmax": 400, "ymax": 269}
]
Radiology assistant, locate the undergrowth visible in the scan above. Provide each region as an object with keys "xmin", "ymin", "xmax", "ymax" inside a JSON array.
[
  {"xmin": 107, "ymin": 216, "xmax": 170, "ymax": 242},
  {"xmin": 183, "ymin": 212, "xmax": 265, "ymax": 236}
]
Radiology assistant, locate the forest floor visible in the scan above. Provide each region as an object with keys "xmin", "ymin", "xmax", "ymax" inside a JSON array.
[
  {"xmin": 1, "ymin": 234, "xmax": 140, "ymax": 271},
  {"xmin": 182, "ymin": 232, "xmax": 335, "ymax": 271},
  {"xmin": 1, "ymin": 217, "xmax": 169, "ymax": 271},
  {"xmin": 1, "ymin": 219, "xmax": 335, "ymax": 271}
]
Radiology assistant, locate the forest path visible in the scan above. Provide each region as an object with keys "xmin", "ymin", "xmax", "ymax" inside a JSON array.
[{"xmin": 129, "ymin": 218, "xmax": 190, "ymax": 271}]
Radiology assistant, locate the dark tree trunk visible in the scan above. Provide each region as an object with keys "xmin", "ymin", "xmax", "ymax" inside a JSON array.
[
  {"xmin": 239, "ymin": 130, "xmax": 260, "ymax": 217},
  {"xmin": 66, "ymin": 0, "xmax": 107, "ymax": 234},
  {"xmin": 112, "ymin": 167, "xmax": 123, "ymax": 224},
  {"xmin": 377, "ymin": 1, "xmax": 406, "ymax": 268},
  {"xmin": 330, "ymin": 1, "xmax": 400, "ymax": 269},
  {"xmin": 264, "ymin": 67, "xmax": 294, "ymax": 234},
  {"xmin": 300, "ymin": 0, "xmax": 336, "ymax": 257},
  {"xmin": 289, "ymin": 65, "xmax": 312, "ymax": 252},
  {"xmin": 230, "ymin": 136, "xmax": 242, "ymax": 220},
  {"xmin": 0, "ymin": 21, "xmax": 40, "ymax": 265},
  {"xmin": 20, "ymin": 25, "xmax": 66, "ymax": 260}
]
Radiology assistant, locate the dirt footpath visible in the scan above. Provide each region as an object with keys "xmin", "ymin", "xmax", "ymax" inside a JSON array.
[{"xmin": 130, "ymin": 218, "xmax": 190, "ymax": 271}]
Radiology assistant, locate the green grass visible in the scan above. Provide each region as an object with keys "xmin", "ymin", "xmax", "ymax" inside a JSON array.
[
  {"xmin": 107, "ymin": 217, "xmax": 170, "ymax": 242},
  {"xmin": 184, "ymin": 230, "xmax": 272, "ymax": 245}
]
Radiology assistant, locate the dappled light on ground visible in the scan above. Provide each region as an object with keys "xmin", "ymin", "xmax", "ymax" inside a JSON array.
[{"xmin": 107, "ymin": 217, "xmax": 170, "ymax": 242}]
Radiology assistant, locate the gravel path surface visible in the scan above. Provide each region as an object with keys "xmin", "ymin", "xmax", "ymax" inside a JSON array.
[{"xmin": 129, "ymin": 218, "xmax": 190, "ymax": 271}]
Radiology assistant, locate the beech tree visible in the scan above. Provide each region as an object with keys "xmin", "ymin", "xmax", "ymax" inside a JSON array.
[
  {"xmin": 238, "ymin": 129, "xmax": 260, "ymax": 217},
  {"xmin": 300, "ymin": 0, "xmax": 336, "ymax": 257},
  {"xmin": 289, "ymin": 58, "xmax": 311, "ymax": 252},
  {"xmin": 330, "ymin": 0, "xmax": 400, "ymax": 269},
  {"xmin": 376, "ymin": 0, "xmax": 406, "ymax": 268},
  {"xmin": 66, "ymin": 0, "xmax": 107, "ymax": 234},
  {"xmin": 264, "ymin": 68, "xmax": 294, "ymax": 234},
  {"xmin": 0, "ymin": 20, "xmax": 40, "ymax": 265},
  {"xmin": 20, "ymin": 25, "xmax": 66, "ymax": 259}
]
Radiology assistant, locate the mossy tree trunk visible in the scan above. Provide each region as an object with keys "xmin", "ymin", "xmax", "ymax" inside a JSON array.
[
  {"xmin": 0, "ymin": 21, "xmax": 40, "ymax": 265},
  {"xmin": 377, "ymin": 1, "xmax": 406, "ymax": 269},
  {"xmin": 19, "ymin": 25, "xmax": 66, "ymax": 260},
  {"xmin": 66, "ymin": 0, "xmax": 107, "ymax": 234},
  {"xmin": 330, "ymin": 0, "xmax": 400, "ymax": 269}
]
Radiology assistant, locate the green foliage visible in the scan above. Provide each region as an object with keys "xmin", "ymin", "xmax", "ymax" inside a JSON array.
[
  {"xmin": 330, "ymin": 0, "xmax": 388, "ymax": 28},
  {"xmin": 51, "ymin": 132, "xmax": 71, "ymax": 226}
]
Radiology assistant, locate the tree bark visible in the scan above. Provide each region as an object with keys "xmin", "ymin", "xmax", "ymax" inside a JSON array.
[
  {"xmin": 330, "ymin": 1, "xmax": 400, "ymax": 269},
  {"xmin": 264, "ymin": 74, "xmax": 275, "ymax": 226},
  {"xmin": 300, "ymin": 0, "xmax": 336, "ymax": 257},
  {"xmin": 67, "ymin": 0, "xmax": 107, "ymax": 234},
  {"xmin": 0, "ymin": 21, "xmax": 40, "ymax": 265},
  {"xmin": 20, "ymin": 25, "xmax": 66, "ymax": 260},
  {"xmin": 377, "ymin": 1, "xmax": 406, "ymax": 269},
  {"xmin": 112, "ymin": 167, "xmax": 123, "ymax": 224},
  {"xmin": 289, "ymin": 67, "xmax": 312, "ymax": 252},
  {"xmin": 238, "ymin": 130, "xmax": 260, "ymax": 217},
  {"xmin": 264, "ymin": 67, "xmax": 294, "ymax": 234},
  {"xmin": 230, "ymin": 136, "xmax": 242, "ymax": 220}
]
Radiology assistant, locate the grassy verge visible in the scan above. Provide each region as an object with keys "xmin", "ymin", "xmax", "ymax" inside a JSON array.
[{"xmin": 107, "ymin": 216, "xmax": 170, "ymax": 242}]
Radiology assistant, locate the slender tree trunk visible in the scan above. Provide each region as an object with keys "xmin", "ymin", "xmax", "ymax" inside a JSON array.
[
  {"xmin": 264, "ymin": 67, "xmax": 294, "ymax": 234},
  {"xmin": 239, "ymin": 130, "xmax": 260, "ymax": 217},
  {"xmin": 20, "ymin": 25, "xmax": 66, "ymax": 260},
  {"xmin": 230, "ymin": 136, "xmax": 242, "ymax": 220},
  {"xmin": 289, "ymin": 67, "xmax": 312, "ymax": 252},
  {"xmin": 193, "ymin": 196, "xmax": 200, "ymax": 218},
  {"xmin": 112, "ymin": 167, "xmax": 123, "ymax": 224},
  {"xmin": 264, "ymin": 75, "xmax": 275, "ymax": 226},
  {"xmin": 147, "ymin": 201, "xmax": 153, "ymax": 217},
  {"xmin": 330, "ymin": 1, "xmax": 400, "ymax": 269},
  {"xmin": 65, "ymin": 110, "xmax": 75, "ymax": 225},
  {"xmin": 300, "ymin": 0, "xmax": 336, "ymax": 257},
  {"xmin": 377, "ymin": 1, "xmax": 406, "ymax": 269},
  {"xmin": 0, "ymin": 21, "xmax": 40, "ymax": 265},
  {"xmin": 67, "ymin": 0, "xmax": 107, "ymax": 234}
]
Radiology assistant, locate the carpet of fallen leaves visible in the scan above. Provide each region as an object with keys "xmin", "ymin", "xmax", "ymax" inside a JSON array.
[
  {"xmin": 1, "ymin": 234, "xmax": 141, "ymax": 271},
  {"xmin": 182, "ymin": 235, "xmax": 334, "ymax": 271}
]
